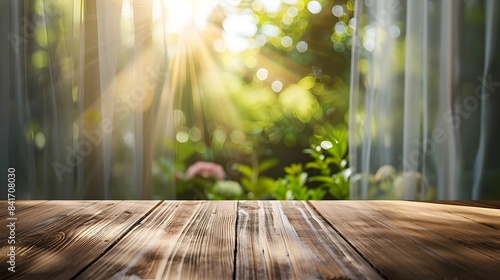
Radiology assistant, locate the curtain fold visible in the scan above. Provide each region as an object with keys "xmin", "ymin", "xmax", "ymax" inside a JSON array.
[
  {"xmin": 96, "ymin": 0, "xmax": 123, "ymax": 198},
  {"xmin": 1, "ymin": 0, "xmax": 38, "ymax": 199},
  {"xmin": 0, "ymin": 1, "xmax": 9, "ymax": 200},
  {"xmin": 2, "ymin": 0, "xmax": 170, "ymax": 199},
  {"xmin": 350, "ymin": 0, "xmax": 500, "ymax": 199}
]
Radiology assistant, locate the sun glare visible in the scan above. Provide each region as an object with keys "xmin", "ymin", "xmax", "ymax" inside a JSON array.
[
  {"xmin": 163, "ymin": 0, "xmax": 217, "ymax": 34},
  {"xmin": 149, "ymin": 0, "xmax": 321, "ymax": 144},
  {"xmin": 165, "ymin": 0, "xmax": 194, "ymax": 33}
]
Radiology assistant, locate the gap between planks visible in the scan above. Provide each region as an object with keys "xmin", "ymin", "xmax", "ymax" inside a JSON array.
[
  {"xmin": 5, "ymin": 200, "xmax": 498, "ymax": 279},
  {"xmin": 236, "ymin": 201, "xmax": 382, "ymax": 279},
  {"xmin": 232, "ymin": 200, "xmax": 240, "ymax": 280},
  {"xmin": 0, "ymin": 200, "xmax": 161, "ymax": 280},
  {"xmin": 76, "ymin": 201, "xmax": 238, "ymax": 280},
  {"xmin": 72, "ymin": 200, "xmax": 164, "ymax": 279},
  {"xmin": 306, "ymin": 200, "xmax": 388, "ymax": 279},
  {"xmin": 76, "ymin": 200, "xmax": 381, "ymax": 279}
]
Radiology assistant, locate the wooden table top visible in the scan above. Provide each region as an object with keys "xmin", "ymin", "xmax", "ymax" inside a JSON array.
[{"xmin": 1, "ymin": 200, "xmax": 499, "ymax": 279}]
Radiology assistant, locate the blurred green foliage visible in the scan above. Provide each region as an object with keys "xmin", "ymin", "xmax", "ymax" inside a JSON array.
[
  {"xmin": 232, "ymin": 158, "xmax": 278, "ymax": 199},
  {"xmin": 153, "ymin": 124, "xmax": 350, "ymax": 200},
  {"xmin": 274, "ymin": 163, "xmax": 327, "ymax": 200},
  {"xmin": 23, "ymin": 0, "xmax": 355, "ymax": 200},
  {"xmin": 306, "ymin": 125, "xmax": 350, "ymax": 199},
  {"xmin": 152, "ymin": 0, "xmax": 356, "ymax": 200}
]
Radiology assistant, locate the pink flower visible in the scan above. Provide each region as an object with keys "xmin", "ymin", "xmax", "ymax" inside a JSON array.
[{"xmin": 186, "ymin": 161, "xmax": 226, "ymax": 180}]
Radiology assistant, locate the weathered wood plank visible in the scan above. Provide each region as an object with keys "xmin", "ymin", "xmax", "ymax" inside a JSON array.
[
  {"xmin": 411, "ymin": 201, "xmax": 500, "ymax": 229},
  {"xmin": 384, "ymin": 201, "xmax": 500, "ymax": 252},
  {"xmin": 311, "ymin": 201, "xmax": 500, "ymax": 280},
  {"xmin": 0, "ymin": 200, "xmax": 49, "ymax": 219},
  {"xmin": 405, "ymin": 201, "xmax": 500, "ymax": 243},
  {"xmin": 359, "ymin": 201, "xmax": 500, "ymax": 269},
  {"xmin": 77, "ymin": 201, "xmax": 237, "ymax": 280},
  {"xmin": 0, "ymin": 200, "xmax": 159, "ymax": 280},
  {"xmin": 421, "ymin": 200, "xmax": 500, "ymax": 210},
  {"xmin": 236, "ymin": 201, "xmax": 382, "ymax": 279},
  {"xmin": 472, "ymin": 200, "xmax": 500, "ymax": 209},
  {"xmin": 444, "ymin": 204, "xmax": 500, "ymax": 231},
  {"xmin": 0, "ymin": 201, "xmax": 97, "ymax": 236}
]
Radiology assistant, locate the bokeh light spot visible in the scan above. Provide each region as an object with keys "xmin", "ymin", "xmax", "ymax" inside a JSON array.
[
  {"xmin": 213, "ymin": 127, "xmax": 227, "ymax": 144},
  {"xmin": 296, "ymin": 41, "xmax": 308, "ymax": 52},
  {"xmin": 335, "ymin": 22, "xmax": 346, "ymax": 35},
  {"xmin": 271, "ymin": 80, "xmax": 283, "ymax": 92},
  {"xmin": 287, "ymin": 6, "xmax": 298, "ymax": 17},
  {"xmin": 263, "ymin": 0, "xmax": 281, "ymax": 13},
  {"xmin": 262, "ymin": 23, "xmax": 281, "ymax": 37},
  {"xmin": 389, "ymin": 25, "xmax": 401, "ymax": 38},
  {"xmin": 256, "ymin": 68, "xmax": 269, "ymax": 80},
  {"xmin": 176, "ymin": 131, "xmax": 189, "ymax": 143},
  {"xmin": 320, "ymin": 140, "xmax": 333, "ymax": 150},
  {"xmin": 281, "ymin": 36, "xmax": 293, "ymax": 48},
  {"xmin": 189, "ymin": 127, "xmax": 202, "ymax": 142},
  {"xmin": 307, "ymin": 1, "xmax": 322, "ymax": 14},
  {"xmin": 332, "ymin": 5, "xmax": 344, "ymax": 17},
  {"xmin": 282, "ymin": 14, "xmax": 293, "ymax": 25},
  {"xmin": 34, "ymin": 132, "xmax": 46, "ymax": 149}
]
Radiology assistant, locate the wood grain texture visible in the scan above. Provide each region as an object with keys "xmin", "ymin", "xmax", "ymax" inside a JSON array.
[
  {"xmin": 1, "ymin": 201, "xmax": 96, "ymax": 236},
  {"xmin": 0, "ymin": 200, "xmax": 49, "ymax": 219},
  {"xmin": 236, "ymin": 201, "xmax": 382, "ymax": 279},
  {"xmin": 0, "ymin": 200, "xmax": 159, "ymax": 280},
  {"xmin": 311, "ymin": 201, "xmax": 500, "ymax": 280},
  {"xmin": 77, "ymin": 201, "xmax": 237, "ymax": 280},
  {"xmin": 386, "ymin": 201, "xmax": 500, "ymax": 256},
  {"xmin": 2, "ymin": 200, "xmax": 500, "ymax": 279},
  {"xmin": 421, "ymin": 200, "xmax": 500, "ymax": 210}
]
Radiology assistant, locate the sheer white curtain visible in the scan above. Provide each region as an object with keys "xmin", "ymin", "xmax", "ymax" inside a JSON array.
[
  {"xmin": 349, "ymin": 0, "xmax": 500, "ymax": 199},
  {"xmin": 1, "ymin": 0, "xmax": 171, "ymax": 199}
]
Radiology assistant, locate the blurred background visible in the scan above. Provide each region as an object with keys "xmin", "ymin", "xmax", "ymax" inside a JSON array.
[
  {"xmin": 1, "ymin": 0, "xmax": 353, "ymax": 200},
  {"xmin": 2, "ymin": 0, "xmax": 499, "ymax": 200}
]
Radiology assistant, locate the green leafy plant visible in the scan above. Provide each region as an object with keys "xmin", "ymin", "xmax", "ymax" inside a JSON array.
[
  {"xmin": 273, "ymin": 163, "xmax": 327, "ymax": 200},
  {"xmin": 233, "ymin": 157, "xmax": 278, "ymax": 199},
  {"xmin": 305, "ymin": 125, "xmax": 350, "ymax": 199}
]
